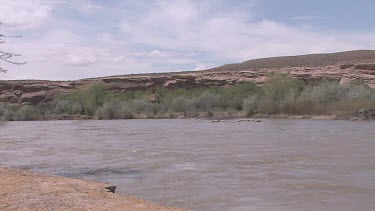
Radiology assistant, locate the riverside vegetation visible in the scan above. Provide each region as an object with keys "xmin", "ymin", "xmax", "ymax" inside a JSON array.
[{"xmin": 0, "ymin": 74, "xmax": 375, "ymax": 121}]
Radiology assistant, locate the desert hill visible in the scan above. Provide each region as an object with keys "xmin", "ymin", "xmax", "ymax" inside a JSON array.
[{"xmin": 209, "ymin": 50, "xmax": 375, "ymax": 71}]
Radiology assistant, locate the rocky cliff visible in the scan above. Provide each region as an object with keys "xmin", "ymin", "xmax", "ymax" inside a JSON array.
[{"xmin": 1, "ymin": 50, "xmax": 375, "ymax": 105}]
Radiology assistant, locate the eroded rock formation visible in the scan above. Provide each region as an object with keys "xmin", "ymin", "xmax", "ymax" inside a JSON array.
[{"xmin": 1, "ymin": 50, "xmax": 375, "ymax": 105}]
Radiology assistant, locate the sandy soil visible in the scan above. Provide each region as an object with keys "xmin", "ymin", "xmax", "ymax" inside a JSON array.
[{"xmin": 0, "ymin": 167, "xmax": 184, "ymax": 211}]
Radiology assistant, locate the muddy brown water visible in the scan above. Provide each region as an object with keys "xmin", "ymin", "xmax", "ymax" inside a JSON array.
[{"xmin": 0, "ymin": 119, "xmax": 374, "ymax": 211}]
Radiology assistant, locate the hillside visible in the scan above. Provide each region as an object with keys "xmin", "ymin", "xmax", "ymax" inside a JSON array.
[
  {"xmin": 208, "ymin": 50, "xmax": 375, "ymax": 71},
  {"xmin": 1, "ymin": 50, "xmax": 375, "ymax": 104}
]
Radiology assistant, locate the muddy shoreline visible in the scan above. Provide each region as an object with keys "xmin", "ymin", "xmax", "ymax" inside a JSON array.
[{"xmin": 0, "ymin": 166, "xmax": 183, "ymax": 211}]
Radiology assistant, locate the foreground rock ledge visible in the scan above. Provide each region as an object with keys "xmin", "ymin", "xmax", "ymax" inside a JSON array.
[{"xmin": 0, "ymin": 167, "xmax": 183, "ymax": 211}]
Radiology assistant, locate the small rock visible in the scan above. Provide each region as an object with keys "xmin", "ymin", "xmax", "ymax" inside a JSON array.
[
  {"xmin": 104, "ymin": 186, "xmax": 116, "ymax": 193},
  {"xmin": 238, "ymin": 119, "xmax": 252, "ymax": 122},
  {"xmin": 339, "ymin": 77, "xmax": 353, "ymax": 87}
]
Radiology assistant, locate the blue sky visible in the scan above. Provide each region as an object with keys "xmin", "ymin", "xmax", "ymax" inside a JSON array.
[
  {"xmin": 0, "ymin": 0, "xmax": 374, "ymax": 80},
  {"xmin": 257, "ymin": 0, "xmax": 375, "ymax": 30}
]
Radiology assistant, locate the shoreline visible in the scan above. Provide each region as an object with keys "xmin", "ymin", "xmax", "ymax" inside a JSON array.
[
  {"xmin": 0, "ymin": 166, "xmax": 184, "ymax": 211},
  {"xmin": 3, "ymin": 112, "xmax": 373, "ymax": 121}
]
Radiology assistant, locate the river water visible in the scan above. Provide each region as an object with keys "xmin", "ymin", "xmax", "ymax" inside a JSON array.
[{"xmin": 0, "ymin": 119, "xmax": 374, "ymax": 210}]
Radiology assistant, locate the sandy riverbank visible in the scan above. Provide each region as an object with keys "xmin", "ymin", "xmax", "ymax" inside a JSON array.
[{"xmin": 0, "ymin": 167, "xmax": 184, "ymax": 211}]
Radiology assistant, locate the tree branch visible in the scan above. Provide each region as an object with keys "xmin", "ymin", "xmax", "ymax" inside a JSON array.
[{"xmin": 0, "ymin": 27, "xmax": 26, "ymax": 73}]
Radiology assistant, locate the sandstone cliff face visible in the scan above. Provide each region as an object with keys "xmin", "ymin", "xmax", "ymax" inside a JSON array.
[
  {"xmin": 0, "ymin": 62, "xmax": 374, "ymax": 105},
  {"xmin": 0, "ymin": 81, "xmax": 75, "ymax": 104}
]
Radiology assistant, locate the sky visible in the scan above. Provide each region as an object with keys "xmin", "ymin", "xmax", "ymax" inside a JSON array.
[{"xmin": 0, "ymin": 0, "xmax": 375, "ymax": 80}]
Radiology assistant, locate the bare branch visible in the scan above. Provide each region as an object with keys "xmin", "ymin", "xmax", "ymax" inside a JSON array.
[{"xmin": 0, "ymin": 23, "xmax": 25, "ymax": 73}]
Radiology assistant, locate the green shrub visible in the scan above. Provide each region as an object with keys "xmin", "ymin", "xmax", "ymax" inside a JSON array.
[
  {"xmin": 129, "ymin": 98, "xmax": 162, "ymax": 117},
  {"xmin": 54, "ymin": 100, "xmax": 71, "ymax": 114},
  {"xmin": 1, "ymin": 79, "xmax": 374, "ymax": 121},
  {"xmin": 278, "ymin": 88, "xmax": 298, "ymax": 113},
  {"xmin": 217, "ymin": 83, "xmax": 258, "ymax": 110},
  {"xmin": 170, "ymin": 96, "xmax": 192, "ymax": 114},
  {"xmin": 345, "ymin": 84, "xmax": 374, "ymax": 100},
  {"xmin": 53, "ymin": 100, "xmax": 84, "ymax": 115},
  {"xmin": 58, "ymin": 83, "xmax": 107, "ymax": 115},
  {"xmin": 299, "ymin": 81, "xmax": 345, "ymax": 105},
  {"xmin": 14, "ymin": 105, "xmax": 40, "ymax": 121},
  {"xmin": 242, "ymin": 95, "xmax": 259, "ymax": 116},
  {"xmin": 131, "ymin": 98, "xmax": 152, "ymax": 114},
  {"xmin": 193, "ymin": 92, "xmax": 223, "ymax": 111},
  {"xmin": 95, "ymin": 101, "xmax": 133, "ymax": 119},
  {"xmin": 0, "ymin": 103, "xmax": 18, "ymax": 121},
  {"xmin": 258, "ymin": 74, "xmax": 304, "ymax": 114}
]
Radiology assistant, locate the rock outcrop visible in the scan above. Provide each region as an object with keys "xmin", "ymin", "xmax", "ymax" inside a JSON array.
[
  {"xmin": 1, "ymin": 50, "xmax": 375, "ymax": 105},
  {"xmin": 0, "ymin": 81, "xmax": 76, "ymax": 104}
]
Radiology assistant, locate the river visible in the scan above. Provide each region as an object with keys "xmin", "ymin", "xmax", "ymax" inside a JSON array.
[{"xmin": 0, "ymin": 119, "xmax": 374, "ymax": 210}]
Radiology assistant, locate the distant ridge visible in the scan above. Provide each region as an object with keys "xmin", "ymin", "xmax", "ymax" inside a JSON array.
[{"xmin": 208, "ymin": 50, "xmax": 375, "ymax": 71}]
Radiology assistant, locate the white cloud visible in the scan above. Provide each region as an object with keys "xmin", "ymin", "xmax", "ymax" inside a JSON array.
[
  {"xmin": 193, "ymin": 63, "xmax": 212, "ymax": 71},
  {"xmin": 149, "ymin": 50, "xmax": 172, "ymax": 57},
  {"xmin": 117, "ymin": 1, "xmax": 374, "ymax": 62},
  {"xmin": 0, "ymin": 0, "xmax": 52, "ymax": 29},
  {"xmin": 63, "ymin": 0, "xmax": 106, "ymax": 14},
  {"xmin": 1, "ymin": 0, "xmax": 375, "ymax": 80},
  {"xmin": 65, "ymin": 53, "xmax": 97, "ymax": 66}
]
